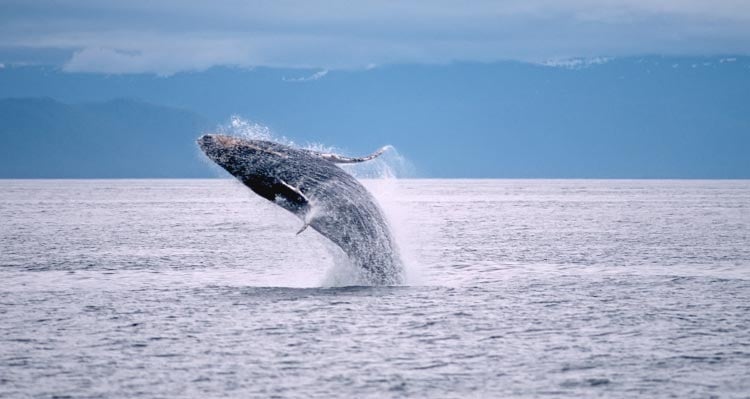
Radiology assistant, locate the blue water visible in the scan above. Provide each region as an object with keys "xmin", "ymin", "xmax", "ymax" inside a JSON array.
[{"xmin": 1, "ymin": 179, "xmax": 749, "ymax": 398}]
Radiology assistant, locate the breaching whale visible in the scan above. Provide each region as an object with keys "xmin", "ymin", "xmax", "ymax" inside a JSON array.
[{"xmin": 198, "ymin": 134, "xmax": 404, "ymax": 285}]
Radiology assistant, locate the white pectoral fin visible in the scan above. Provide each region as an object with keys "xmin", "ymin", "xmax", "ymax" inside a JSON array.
[
  {"xmin": 296, "ymin": 212, "xmax": 318, "ymax": 235},
  {"xmin": 274, "ymin": 179, "xmax": 314, "ymax": 235},
  {"xmin": 296, "ymin": 205, "xmax": 320, "ymax": 236},
  {"xmin": 314, "ymin": 145, "xmax": 391, "ymax": 164},
  {"xmin": 296, "ymin": 221, "xmax": 310, "ymax": 235},
  {"xmin": 278, "ymin": 180, "xmax": 309, "ymax": 203}
]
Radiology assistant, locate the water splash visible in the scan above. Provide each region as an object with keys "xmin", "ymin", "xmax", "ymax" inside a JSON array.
[
  {"xmin": 218, "ymin": 115, "xmax": 292, "ymax": 145},
  {"xmin": 341, "ymin": 145, "xmax": 415, "ymax": 179},
  {"xmin": 358, "ymin": 175, "xmax": 424, "ymax": 286},
  {"xmin": 217, "ymin": 115, "xmax": 416, "ymax": 179},
  {"xmin": 319, "ymin": 241, "xmax": 369, "ymax": 287}
]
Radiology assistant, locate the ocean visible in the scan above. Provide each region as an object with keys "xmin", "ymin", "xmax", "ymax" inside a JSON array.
[{"xmin": 1, "ymin": 179, "xmax": 749, "ymax": 398}]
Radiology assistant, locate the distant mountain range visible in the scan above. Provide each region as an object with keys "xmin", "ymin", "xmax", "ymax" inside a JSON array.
[
  {"xmin": 0, "ymin": 98, "xmax": 210, "ymax": 178},
  {"xmin": 1, "ymin": 56, "xmax": 748, "ymax": 178}
]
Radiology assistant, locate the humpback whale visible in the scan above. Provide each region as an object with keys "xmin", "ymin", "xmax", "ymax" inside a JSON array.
[{"xmin": 198, "ymin": 134, "xmax": 404, "ymax": 285}]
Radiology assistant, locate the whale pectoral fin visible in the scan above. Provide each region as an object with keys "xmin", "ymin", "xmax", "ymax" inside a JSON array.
[
  {"xmin": 278, "ymin": 180, "xmax": 310, "ymax": 204},
  {"xmin": 246, "ymin": 176, "xmax": 310, "ymax": 214},
  {"xmin": 313, "ymin": 146, "xmax": 390, "ymax": 164},
  {"xmin": 296, "ymin": 221, "xmax": 310, "ymax": 235}
]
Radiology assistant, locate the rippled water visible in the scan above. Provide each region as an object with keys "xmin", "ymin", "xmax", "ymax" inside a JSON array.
[{"xmin": 1, "ymin": 179, "xmax": 749, "ymax": 398}]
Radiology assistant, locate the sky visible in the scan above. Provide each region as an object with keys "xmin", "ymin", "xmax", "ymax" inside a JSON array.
[
  {"xmin": 1, "ymin": 1, "xmax": 748, "ymax": 178},
  {"xmin": 2, "ymin": 0, "xmax": 750, "ymax": 74}
]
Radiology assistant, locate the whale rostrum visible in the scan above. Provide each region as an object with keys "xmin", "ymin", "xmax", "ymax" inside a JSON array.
[{"xmin": 197, "ymin": 134, "xmax": 404, "ymax": 285}]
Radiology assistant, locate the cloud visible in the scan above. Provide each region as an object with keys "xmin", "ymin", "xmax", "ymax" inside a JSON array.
[
  {"xmin": 1, "ymin": 0, "xmax": 749, "ymax": 74},
  {"xmin": 282, "ymin": 70, "xmax": 329, "ymax": 82},
  {"xmin": 538, "ymin": 57, "xmax": 613, "ymax": 69}
]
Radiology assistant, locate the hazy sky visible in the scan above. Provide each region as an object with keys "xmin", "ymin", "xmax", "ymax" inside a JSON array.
[{"xmin": 1, "ymin": 0, "xmax": 750, "ymax": 74}]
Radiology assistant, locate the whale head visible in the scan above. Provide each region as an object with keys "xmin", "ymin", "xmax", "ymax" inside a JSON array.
[
  {"xmin": 197, "ymin": 134, "xmax": 308, "ymax": 209},
  {"xmin": 197, "ymin": 134, "xmax": 288, "ymax": 177}
]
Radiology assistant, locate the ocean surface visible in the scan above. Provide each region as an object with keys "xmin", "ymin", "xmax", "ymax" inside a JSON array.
[{"xmin": 1, "ymin": 179, "xmax": 749, "ymax": 398}]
